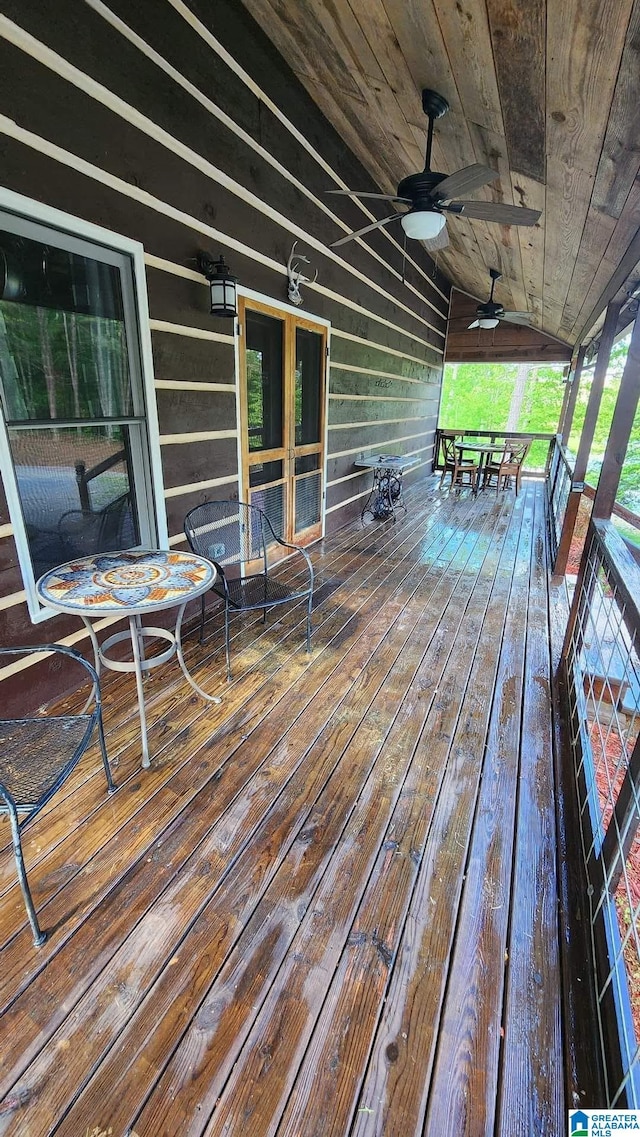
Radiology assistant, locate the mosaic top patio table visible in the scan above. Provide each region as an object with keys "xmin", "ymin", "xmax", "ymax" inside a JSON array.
[{"xmin": 37, "ymin": 549, "xmax": 220, "ymax": 769}]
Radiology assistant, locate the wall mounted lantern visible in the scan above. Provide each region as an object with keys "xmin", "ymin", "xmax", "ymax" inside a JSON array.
[{"xmin": 197, "ymin": 252, "xmax": 237, "ymax": 318}]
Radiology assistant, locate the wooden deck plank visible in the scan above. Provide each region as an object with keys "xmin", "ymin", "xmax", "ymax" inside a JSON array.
[
  {"xmin": 0, "ymin": 493, "xmax": 468, "ymax": 960},
  {"xmin": 496, "ymin": 488, "xmax": 563, "ymax": 1135},
  {"xmin": 0, "ymin": 497, "xmax": 478, "ymax": 1036},
  {"xmin": 0, "ymin": 478, "xmax": 565, "ymax": 1137},
  {"xmin": 273, "ymin": 495, "xmax": 525, "ymax": 1137},
  {"xmin": 347, "ymin": 487, "xmax": 537, "ymax": 1137},
  {"xmin": 0, "ymin": 493, "xmax": 486, "ymax": 1102},
  {"xmin": 123, "ymin": 494, "xmax": 515, "ymax": 1137},
  {"xmin": 23, "ymin": 500, "xmax": 506, "ymax": 1137},
  {"xmin": 424, "ymin": 485, "xmax": 539, "ymax": 1136},
  {"xmin": 0, "ymin": 491, "xmax": 446, "ymax": 874}
]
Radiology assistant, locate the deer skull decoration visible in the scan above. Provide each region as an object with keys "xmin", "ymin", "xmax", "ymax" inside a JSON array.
[{"xmin": 286, "ymin": 242, "xmax": 317, "ymax": 306}]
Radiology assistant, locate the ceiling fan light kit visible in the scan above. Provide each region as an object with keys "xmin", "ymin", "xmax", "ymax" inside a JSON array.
[
  {"xmin": 400, "ymin": 209, "xmax": 446, "ymax": 240},
  {"xmin": 468, "ymin": 267, "xmax": 533, "ymax": 331},
  {"xmin": 327, "ymin": 89, "xmax": 541, "ymax": 250}
]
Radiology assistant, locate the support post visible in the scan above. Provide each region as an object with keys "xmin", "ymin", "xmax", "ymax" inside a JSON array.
[
  {"xmin": 554, "ymin": 303, "xmax": 621, "ymax": 577},
  {"xmin": 560, "ymin": 346, "xmax": 586, "ymax": 445},
  {"xmin": 592, "ymin": 309, "xmax": 640, "ymax": 519}
]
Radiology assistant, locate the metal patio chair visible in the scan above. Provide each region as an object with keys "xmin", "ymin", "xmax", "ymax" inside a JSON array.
[
  {"xmin": 0, "ymin": 644, "xmax": 115, "ymax": 946},
  {"xmin": 184, "ymin": 500, "xmax": 314, "ymax": 680},
  {"xmin": 58, "ymin": 489, "xmax": 133, "ymax": 559}
]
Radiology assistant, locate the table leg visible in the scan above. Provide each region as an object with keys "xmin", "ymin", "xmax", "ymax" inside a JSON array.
[
  {"xmin": 474, "ymin": 453, "xmax": 487, "ymax": 496},
  {"xmin": 129, "ymin": 614, "xmax": 151, "ymax": 769},
  {"xmin": 80, "ymin": 616, "xmax": 102, "ymax": 714},
  {"xmin": 174, "ymin": 602, "xmax": 223, "ymax": 703}
]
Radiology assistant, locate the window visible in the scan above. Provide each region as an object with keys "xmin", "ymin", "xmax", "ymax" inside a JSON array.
[{"xmin": 0, "ymin": 196, "xmax": 165, "ymax": 620}]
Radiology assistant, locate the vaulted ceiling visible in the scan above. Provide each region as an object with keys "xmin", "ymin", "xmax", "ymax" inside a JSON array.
[{"xmin": 240, "ymin": 0, "xmax": 640, "ymax": 352}]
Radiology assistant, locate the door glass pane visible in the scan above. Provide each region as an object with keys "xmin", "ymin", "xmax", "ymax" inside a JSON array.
[
  {"xmin": 0, "ymin": 230, "xmax": 131, "ymax": 422},
  {"xmin": 295, "ymin": 328, "xmax": 323, "ymax": 447},
  {"xmin": 8, "ymin": 425, "xmax": 139, "ymax": 578},
  {"xmin": 295, "ymin": 454, "xmax": 320, "ymax": 475},
  {"xmin": 246, "ymin": 311, "xmax": 283, "ymax": 452},
  {"xmin": 249, "ymin": 460, "xmax": 283, "ymax": 487}
]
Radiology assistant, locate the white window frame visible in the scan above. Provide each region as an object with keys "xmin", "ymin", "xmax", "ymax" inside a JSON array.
[{"xmin": 0, "ymin": 188, "xmax": 167, "ymax": 622}]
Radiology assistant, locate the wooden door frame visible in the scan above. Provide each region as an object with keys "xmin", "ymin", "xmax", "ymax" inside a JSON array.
[{"xmin": 237, "ymin": 287, "xmax": 330, "ymax": 545}]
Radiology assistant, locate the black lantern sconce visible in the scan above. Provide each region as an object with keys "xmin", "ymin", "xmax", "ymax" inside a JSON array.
[{"xmin": 197, "ymin": 252, "xmax": 238, "ymax": 318}]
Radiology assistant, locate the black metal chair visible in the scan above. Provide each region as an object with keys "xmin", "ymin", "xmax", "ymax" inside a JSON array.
[
  {"xmin": 184, "ymin": 500, "xmax": 314, "ymax": 680},
  {"xmin": 0, "ymin": 644, "xmax": 115, "ymax": 946},
  {"xmin": 58, "ymin": 490, "xmax": 133, "ymax": 559}
]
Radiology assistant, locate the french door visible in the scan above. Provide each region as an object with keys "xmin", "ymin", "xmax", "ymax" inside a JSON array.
[{"xmin": 239, "ymin": 297, "xmax": 327, "ymax": 552}]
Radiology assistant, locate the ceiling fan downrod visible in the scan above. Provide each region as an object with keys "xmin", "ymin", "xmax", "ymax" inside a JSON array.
[{"xmin": 421, "ymin": 88, "xmax": 450, "ymax": 173}]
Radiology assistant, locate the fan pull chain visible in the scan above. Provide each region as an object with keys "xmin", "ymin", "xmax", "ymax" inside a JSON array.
[{"xmin": 401, "ymin": 230, "xmax": 407, "ymax": 284}]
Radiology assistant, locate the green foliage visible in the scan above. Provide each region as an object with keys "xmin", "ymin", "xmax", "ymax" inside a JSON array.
[
  {"xmin": 440, "ymin": 360, "xmax": 565, "ymax": 468},
  {"xmin": 441, "ymin": 360, "xmax": 566, "ymax": 434},
  {"xmin": 439, "ymin": 362, "xmax": 517, "ymax": 430},
  {"xmin": 0, "ymin": 301, "xmax": 129, "ymax": 423}
]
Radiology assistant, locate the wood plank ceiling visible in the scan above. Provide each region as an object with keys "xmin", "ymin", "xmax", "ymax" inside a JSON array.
[{"xmin": 239, "ymin": 0, "xmax": 640, "ymax": 351}]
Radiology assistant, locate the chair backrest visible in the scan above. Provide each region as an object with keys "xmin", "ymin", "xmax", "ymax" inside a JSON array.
[
  {"xmin": 184, "ymin": 500, "xmax": 270, "ymax": 572},
  {"xmin": 441, "ymin": 434, "xmax": 458, "ymax": 464},
  {"xmin": 503, "ymin": 439, "xmax": 530, "ymax": 466},
  {"xmin": 98, "ymin": 491, "xmax": 132, "ymax": 548},
  {"xmin": 58, "ymin": 491, "xmax": 132, "ymax": 559}
]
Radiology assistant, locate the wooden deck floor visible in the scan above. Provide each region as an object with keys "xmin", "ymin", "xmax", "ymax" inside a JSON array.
[{"xmin": 0, "ymin": 476, "xmax": 563, "ymax": 1136}]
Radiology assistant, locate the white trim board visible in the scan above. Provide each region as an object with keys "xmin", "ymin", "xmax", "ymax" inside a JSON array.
[{"xmin": 0, "ymin": 186, "xmax": 168, "ymax": 622}]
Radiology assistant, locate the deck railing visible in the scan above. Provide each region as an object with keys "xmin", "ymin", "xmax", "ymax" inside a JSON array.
[
  {"xmin": 563, "ymin": 519, "xmax": 640, "ymax": 1106},
  {"xmin": 547, "ymin": 435, "xmax": 575, "ymax": 562}
]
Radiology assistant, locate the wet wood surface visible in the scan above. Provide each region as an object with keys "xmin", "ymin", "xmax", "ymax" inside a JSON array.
[{"xmin": 0, "ymin": 476, "xmax": 564, "ymax": 1135}]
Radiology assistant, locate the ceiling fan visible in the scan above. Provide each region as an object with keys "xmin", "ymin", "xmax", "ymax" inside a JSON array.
[
  {"xmin": 327, "ymin": 89, "xmax": 541, "ymax": 250},
  {"xmin": 468, "ymin": 268, "xmax": 532, "ymax": 329}
]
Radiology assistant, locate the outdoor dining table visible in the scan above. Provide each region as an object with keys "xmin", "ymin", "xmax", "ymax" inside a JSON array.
[
  {"xmin": 455, "ymin": 441, "xmax": 504, "ymax": 495},
  {"xmin": 37, "ymin": 548, "xmax": 221, "ymax": 769}
]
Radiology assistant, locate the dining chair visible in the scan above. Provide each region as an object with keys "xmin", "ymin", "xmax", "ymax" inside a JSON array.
[
  {"xmin": 440, "ymin": 434, "xmax": 478, "ymax": 491},
  {"xmin": 184, "ymin": 500, "xmax": 314, "ymax": 680},
  {"xmin": 0, "ymin": 644, "xmax": 116, "ymax": 946},
  {"xmin": 481, "ymin": 439, "xmax": 531, "ymax": 495}
]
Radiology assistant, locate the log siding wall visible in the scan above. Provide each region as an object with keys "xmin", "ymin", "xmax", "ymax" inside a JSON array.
[{"xmin": 0, "ymin": 0, "xmax": 449, "ymax": 709}]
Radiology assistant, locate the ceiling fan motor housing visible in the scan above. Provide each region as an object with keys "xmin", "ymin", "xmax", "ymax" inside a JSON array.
[{"xmin": 396, "ymin": 170, "xmax": 448, "ymax": 207}]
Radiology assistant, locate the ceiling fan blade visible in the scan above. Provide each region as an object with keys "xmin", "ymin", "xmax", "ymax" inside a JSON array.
[
  {"xmin": 468, "ymin": 320, "xmax": 481, "ymax": 329},
  {"xmin": 501, "ymin": 311, "xmax": 532, "ymax": 324},
  {"xmin": 330, "ymin": 213, "xmax": 402, "ymax": 248},
  {"xmin": 433, "ymin": 164, "xmax": 498, "ymax": 202},
  {"xmin": 445, "ymin": 201, "xmax": 541, "ymax": 226},
  {"xmin": 423, "ymin": 225, "xmax": 450, "ymax": 252},
  {"xmin": 326, "ymin": 190, "xmax": 411, "ymax": 202}
]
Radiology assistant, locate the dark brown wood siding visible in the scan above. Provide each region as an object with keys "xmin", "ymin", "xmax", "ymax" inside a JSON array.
[{"xmin": 0, "ymin": 0, "xmax": 449, "ymax": 708}]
